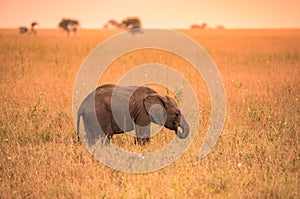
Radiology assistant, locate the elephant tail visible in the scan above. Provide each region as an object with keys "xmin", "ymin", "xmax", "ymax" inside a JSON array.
[{"xmin": 77, "ymin": 105, "xmax": 84, "ymax": 141}]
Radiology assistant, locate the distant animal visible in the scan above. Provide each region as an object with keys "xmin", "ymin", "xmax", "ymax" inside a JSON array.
[
  {"xmin": 19, "ymin": 22, "xmax": 38, "ymax": 34},
  {"xmin": 77, "ymin": 84, "xmax": 190, "ymax": 145},
  {"xmin": 30, "ymin": 22, "xmax": 38, "ymax": 35},
  {"xmin": 19, "ymin": 26, "xmax": 28, "ymax": 34}
]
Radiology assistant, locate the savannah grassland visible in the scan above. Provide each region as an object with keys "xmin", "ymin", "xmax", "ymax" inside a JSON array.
[{"xmin": 0, "ymin": 28, "xmax": 299, "ymax": 198}]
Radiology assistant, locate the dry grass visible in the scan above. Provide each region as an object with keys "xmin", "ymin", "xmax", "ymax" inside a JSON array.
[{"xmin": 0, "ymin": 28, "xmax": 299, "ymax": 198}]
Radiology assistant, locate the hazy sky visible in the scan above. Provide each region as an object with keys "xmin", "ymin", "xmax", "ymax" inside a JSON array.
[{"xmin": 0, "ymin": 0, "xmax": 299, "ymax": 29}]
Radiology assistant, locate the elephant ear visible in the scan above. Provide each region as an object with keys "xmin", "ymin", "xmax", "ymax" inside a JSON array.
[{"xmin": 144, "ymin": 93, "xmax": 167, "ymax": 126}]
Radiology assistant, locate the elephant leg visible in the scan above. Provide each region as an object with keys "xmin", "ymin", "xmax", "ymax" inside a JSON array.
[
  {"xmin": 100, "ymin": 122, "xmax": 114, "ymax": 145},
  {"xmin": 82, "ymin": 112, "xmax": 102, "ymax": 146},
  {"xmin": 134, "ymin": 125, "xmax": 150, "ymax": 145},
  {"xmin": 102, "ymin": 133, "xmax": 112, "ymax": 145},
  {"xmin": 134, "ymin": 137, "xmax": 150, "ymax": 145}
]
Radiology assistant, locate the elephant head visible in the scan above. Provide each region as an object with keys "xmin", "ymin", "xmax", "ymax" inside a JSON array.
[{"xmin": 143, "ymin": 93, "xmax": 190, "ymax": 139}]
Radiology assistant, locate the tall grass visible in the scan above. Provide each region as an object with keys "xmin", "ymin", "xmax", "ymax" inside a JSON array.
[{"xmin": 0, "ymin": 29, "xmax": 299, "ymax": 198}]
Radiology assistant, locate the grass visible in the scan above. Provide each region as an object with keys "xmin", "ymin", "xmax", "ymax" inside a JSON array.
[{"xmin": 0, "ymin": 28, "xmax": 299, "ymax": 198}]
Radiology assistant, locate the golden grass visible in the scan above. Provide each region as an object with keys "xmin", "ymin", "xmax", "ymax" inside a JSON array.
[{"xmin": 0, "ymin": 28, "xmax": 299, "ymax": 198}]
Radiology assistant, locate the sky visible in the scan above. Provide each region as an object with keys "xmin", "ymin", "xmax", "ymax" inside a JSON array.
[{"xmin": 0, "ymin": 0, "xmax": 299, "ymax": 29}]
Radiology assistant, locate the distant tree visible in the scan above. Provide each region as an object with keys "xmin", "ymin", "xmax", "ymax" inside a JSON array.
[
  {"xmin": 103, "ymin": 19, "xmax": 121, "ymax": 29},
  {"xmin": 103, "ymin": 17, "xmax": 142, "ymax": 34},
  {"xmin": 190, "ymin": 22, "xmax": 207, "ymax": 30},
  {"xmin": 121, "ymin": 17, "xmax": 141, "ymax": 29},
  {"xmin": 216, "ymin": 25, "xmax": 225, "ymax": 30},
  {"xmin": 58, "ymin": 18, "xmax": 79, "ymax": 36}
]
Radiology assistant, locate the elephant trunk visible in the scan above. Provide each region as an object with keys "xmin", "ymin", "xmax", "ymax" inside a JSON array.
[{"xmin": 176, "ymin": 115, "xmax": 190, "ymax": 139}]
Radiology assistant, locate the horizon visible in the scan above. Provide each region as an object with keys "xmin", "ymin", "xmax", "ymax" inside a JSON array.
[
  {"xmin": 1, "ymin": 0, "xmax": 300, "ymax": 29},
  {"xmin": 2, "ymin": 27, "xmax": 300, "ymax": 30}
]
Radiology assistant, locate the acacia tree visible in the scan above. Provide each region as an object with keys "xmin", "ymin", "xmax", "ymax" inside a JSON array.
[
  {"xmin": 103, "ymin": 19, "xmax": 121, "ymax": 29},
  {"xmin": 58, "ymin": 18, "xmax": 79, "ymax": 35},
  {"xmin": 103, "ymin": 17, "xmax": 142, "ymax": 34},
  {"xmin": 190, "ymin": 22, "xmax": 207, "ymax": 30},
  {"xmin": 121, "ymin": 17, "xmax": 142, "ymax": 33}
]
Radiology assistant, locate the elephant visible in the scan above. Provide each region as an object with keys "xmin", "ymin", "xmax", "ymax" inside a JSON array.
[{"xmin": 77, "ymin": 84, "xmax": 190, "ymax": 146}]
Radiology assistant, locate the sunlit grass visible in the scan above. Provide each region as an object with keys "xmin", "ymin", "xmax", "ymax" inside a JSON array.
[{"xmin": 0, "ymin": 28, "xmax": 299, "ymax": 198}]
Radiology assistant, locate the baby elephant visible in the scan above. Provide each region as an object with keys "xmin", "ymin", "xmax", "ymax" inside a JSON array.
[{"xmin": 77, "ymin": 84, "xmax": 190, "ymax": 145}]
